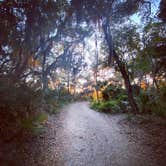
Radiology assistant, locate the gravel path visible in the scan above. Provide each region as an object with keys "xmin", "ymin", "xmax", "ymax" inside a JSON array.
[{"xmin": 1, "ymin": 101, "xmax": 166, "ymax": 166}]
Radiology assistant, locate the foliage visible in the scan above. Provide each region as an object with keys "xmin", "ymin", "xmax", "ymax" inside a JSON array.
[
  {"xmin": 158, "ymin": 0, "xmax": 166, "ymax": 22},
  {"xmin": 43, "ymin": 87, "xmax": 73, "ymax": 114},
  {"xmin": 0, "ymin": 78, "xmax": 43, "ymax": 112},
  {"xmin": 0, "ymin": 78, "xmax": 48, "ymax": 141},
  {"xmin": 136, "ymin": 86, "xmax": 166, "ymax": 117},
  {"xmin": 0, "ymin": 0, "xmax": 165, "ymax": 143},
  {"xmin": 91, "ymin": 84, "xmax": 129, "ymax": 113},
  {"xmin": 91, "ymin": 100, "xmax": 121, "ymax": 113},
  {"xmin": 102, "ymin": 84, "xmax": 127, "ymax": 101},
  {"xmin": 0, "ymin": 0, "xmax": 65, "ymax": 80},
  {"xmin": 21, "ymin": 112, "xmax": 48, "ymax": 134},
  {"xmin": 133, "ymin": 22, "xmax": 166, "ymax": 86}
]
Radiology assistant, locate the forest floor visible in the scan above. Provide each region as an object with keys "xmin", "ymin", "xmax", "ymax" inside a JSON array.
[{"xmin": 0, "ymin": 101, "xmax": 166, "ymax": 166}]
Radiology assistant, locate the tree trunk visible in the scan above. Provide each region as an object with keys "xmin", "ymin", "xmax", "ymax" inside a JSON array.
[
  {"xmin": 42, "ymin": 53, "xmax": 48, "ymax": 94},
  {"xmin": 42, "ymin": 72, "xmax": 48, "ymax": 93},
  {"xmin": 67, "ymin": 71, "xmax": 70, "ymax": 94},
  {"xmin": 57, "ymin": 84, "xmax": 61, "ymax": 99},
  {"xmin": 94, "ymin": 72, "xmax": 99, "ymax": 101},
  {"xmin": 95, "ymin": 32, "xmax": 99, "ymax": 101},
  {"xmin": 102, "ymin": 20, "xmax": 139, "ymax": 113},
  {"xmin": 113, "ymin": 50, "xmax": 139, "ymax": 113},
  {"xmin": 152, "ymin": 73, "xmax": 159, "ymax": 89}
]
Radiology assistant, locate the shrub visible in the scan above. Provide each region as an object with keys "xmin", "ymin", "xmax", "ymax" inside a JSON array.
[
  {"xmin": 21, "ymin": 112, "xmax": 48, "ymax": 134},
  {"xmin": 102, "ymin": 84, "xmax": 127, "ymax": 101},
  {"xmin": 91, "ymin": 100, "xmax": 121, "ymax": 113},
  {"xmin": 91, "ymin": 84, "xmax": 129, "ymax": 113},
  {"xmin": 0, "ymin": 79, "xmax": 48, "ymax": 141},
  {"xmin": 137, "ymin": 86, "xmax": 166, "ymax": 117}
]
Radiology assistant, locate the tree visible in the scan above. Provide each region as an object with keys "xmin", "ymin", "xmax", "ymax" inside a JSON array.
[
  {"xmin": 0, "ymin": 0, "xmax": 91, "ymax": 94},
  {"xmin": 70, "ymin": 0, "xmax": 151, "ymax": 112},
  {"xmin": 158, "ymin": 0, "xmax": 166, "ymax": 22},
  {"xmin": 135, "ymin": 21, "xmax": 166, "ymax": 88},
  {"xmin": 0, "ymin": 0, "xmax": 156, "ymax": 112},
  {"xmin": 0, "ymin": 0, "xmax": 69, "ymax": 84}
]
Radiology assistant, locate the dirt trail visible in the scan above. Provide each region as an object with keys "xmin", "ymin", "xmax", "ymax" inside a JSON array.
[
  {"xmin": 46, "ymin": 102, "xmax": 160, "ymax": 166},
  {"xmin": 1, "ymin": 102, "xmax": 166, "ymax": 166}
]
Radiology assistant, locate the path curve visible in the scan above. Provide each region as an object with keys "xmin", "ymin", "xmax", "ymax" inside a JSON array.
[
  {"xmin": 51, "ymin": 102, "xmax": 158, "ymax": 166},
  {"xmin": 3, "ymin": 101, "xmax": 165, "ymax": 165}
]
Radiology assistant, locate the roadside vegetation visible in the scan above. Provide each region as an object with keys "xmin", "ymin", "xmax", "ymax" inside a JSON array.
[
  {"xmin": 91, "ymin": 83, "xmax": 166, "ymax": 118},
  {"xmin": 0, "ymin": 0, "xmax": 166, "ymax": 165},
  {"xmin": 0, "ymin": 0, "xmax": 165, "ymax": 144},
  {"xmin": 0, "ymin": 76, "xmax": 73, "ymax": 142},
  {"xmin": 91, "ymin": 84, "xmax": 128, "ymax": 113}
]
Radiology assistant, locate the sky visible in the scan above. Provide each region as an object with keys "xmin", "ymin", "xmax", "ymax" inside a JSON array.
[{"xmin": 77, "ymin": 0, "xmax": 161, "ymax": 86}]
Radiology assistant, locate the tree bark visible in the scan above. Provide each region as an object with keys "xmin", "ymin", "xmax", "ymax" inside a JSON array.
[
  {"xmin": 95, "ymin": 32, "xmax": 99, "ymax": 101},
  {"xmin": 113, "ymin": 50, "xmax": 139, "ymax": 113},
  {"xmin": 42, "ymin": 53, "xmax": 48, "ymax": 94},
  {"xmin": 67, "ymin": 71, "xmax": 70, "ymax": 94},
  {"xmin": 102, "ymin": 20, "xmax": 139, "ymax": 113}
]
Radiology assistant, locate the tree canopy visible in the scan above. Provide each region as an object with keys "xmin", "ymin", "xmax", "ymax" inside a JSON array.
[{"xmin": 0, "ymin": 0, "xmax": 165, "ymax": 113}]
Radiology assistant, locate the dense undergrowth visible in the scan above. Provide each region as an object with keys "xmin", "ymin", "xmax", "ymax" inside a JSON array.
[
  {"xmin": 44, "ymin": 88, "xmax": 73, "ymax": 114},
  {"xmin": 0, "ymin": 78, "xmax": 72, "ymax": 142},
  {"xmin": 91, "ymin": 84, "xmax": 129, "ymax": 113},
  {"xmin": 91, "ymin": 84, "xmax": 166, "ymax": 117},
  {"xmin": 136, "ymin": 86, "xmax": 166, "ymax": 117}
]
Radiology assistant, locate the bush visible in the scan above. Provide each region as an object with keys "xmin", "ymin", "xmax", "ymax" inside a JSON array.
[
  {"xmin": 136, "ymin": 86, "xmax": 166, "ymax": 117},
  {"xmin": 91, "ymin": 84, "xmax": 129, "ymax": 113},
  {"xmin": 44, "ymin": 88, "xmax": 72, "ymax": 114},
  {"xmin": 21, "ymin": 112, "xmax": 48, "ymax": 134},
  {"xmin": 91, "ymin": 100, "xmax": 121, "ymax": 113},
  {"xmin": 0, "ymin": 78, "xmax": 48, "ymax": 141},
  {"xmin": 102, "ymin": 84, "xmax": 127, "ymax": 101}
]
